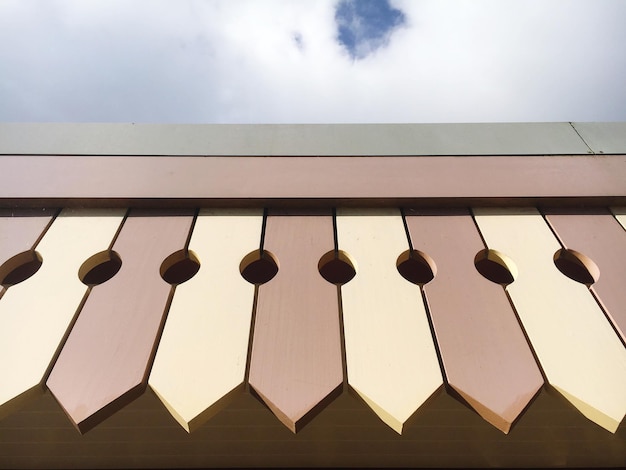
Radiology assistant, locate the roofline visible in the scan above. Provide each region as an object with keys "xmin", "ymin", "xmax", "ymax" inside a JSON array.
[
  {"xmin": 1, "ymin": 122, "xmax": 625, "ymax": 156},
  {"xmin": 1, "ymin": 154, "xmax": 624, "ymax": 209},
  {"xmin": 2, "ymin": 122, "xmax": 625, "ymax": 208}
]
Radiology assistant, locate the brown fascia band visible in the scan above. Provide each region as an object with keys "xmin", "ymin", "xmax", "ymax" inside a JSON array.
[{"xmin": 0, "ymin": 155, "xmax": 624, "ymax": 208}]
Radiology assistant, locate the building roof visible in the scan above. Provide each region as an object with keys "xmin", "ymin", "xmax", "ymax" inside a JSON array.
[{"xmin": 0, "ymin": 122, "xmax": 625, "ymax": 469}]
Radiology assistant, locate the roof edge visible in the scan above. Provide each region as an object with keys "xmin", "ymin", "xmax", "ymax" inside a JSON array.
[{"xmin": 2, "ymin": 122, "xmax": 622, "ymax": 156}]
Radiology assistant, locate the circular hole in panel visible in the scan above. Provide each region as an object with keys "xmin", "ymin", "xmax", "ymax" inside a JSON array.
[
  {"xmin": 240, "ymin": 249, "xmax": 279, "ymax": 285},
  {"xmin": 79, "ymin": 250, "xmax": 122, "ymax": 286},
  {"xmin": 474, "ymin": 249, "xmax": 517, "ymax": 286},
  {"xmin": 318, "ymin": 250, "xmax": 356, "ymax": 285},
  {"xmin": 553, "ymin": 248, "xmax": 599, "ymax": 286},
  {"xmin": 160, "ymin": 249, "xmax": 201, "ymax": 285},
  {"xmin": 0, "ymin": 250, "xmax": 43, "ymax": 286},
  {"xmin": 396, "ymin": 249, "xmax": 437, "ymax": 285}
]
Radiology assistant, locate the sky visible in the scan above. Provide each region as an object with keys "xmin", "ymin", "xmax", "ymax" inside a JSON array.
[{"xmin": 1, "ymin": 0, "xmax": 625, "ymax": 124}]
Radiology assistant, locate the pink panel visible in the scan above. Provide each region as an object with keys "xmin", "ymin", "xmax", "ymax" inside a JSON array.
[
  {"xmin": 545, "ymin": 209, "xmax": 626, "ymax": 343},
  {"xmin": 405, "ymin": 210, "xmax": 543, "ymax": 433},
  {"xmin": 248, "ymin": 212, "xmax": 343, "ymax": 432},
  {"xmin": 46, "ymin": 210, "xmax": 194, "ymax": 433}
]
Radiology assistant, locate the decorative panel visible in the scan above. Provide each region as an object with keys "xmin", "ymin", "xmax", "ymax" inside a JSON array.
[
  {"xmin": 405, "ymin": 210, "xmax": 543, "ymax": 433},
  {"xmin": 336, "ymin": 208, "xmax": 443, "ymax": 434},
  {"xmin": 47, "ymin": 210, "xmax": 194, "ymax": 433},
  {"xmin": 0, "ymin": 209, "xmax": 124, "ymax": 420},
  {"xmin": 149, "ymin": 209, "xmax": 262, "ymax": 432},
  {"xmin": 474, "ymin": 208, "xmax": 626, "ymax": 433},
  {"xmin": 248, "ymin": 212, "xmax": 343, "ymax": 433},
  {"xmin": 545, "ymin": 209, "xmax": 626, "ymax": 343}
]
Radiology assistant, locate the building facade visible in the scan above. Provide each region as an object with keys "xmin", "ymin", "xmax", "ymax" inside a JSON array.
[{"xmin": 0, "ymin": 122, "xmax": 625, "ymax": 468}]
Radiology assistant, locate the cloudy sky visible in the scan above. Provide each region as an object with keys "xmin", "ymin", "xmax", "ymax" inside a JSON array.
[{"xmin": 1, "ymin": 0, "xmax": 625, "ymax": 123}]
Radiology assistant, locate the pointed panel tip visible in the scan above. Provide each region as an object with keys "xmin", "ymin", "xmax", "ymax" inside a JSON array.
[
  {"xmin": 149, "ymin": 385, "xmax": 192, "ymax": 433},
  {"xmin": 553, "ymin": 385, "xmax": 622, "ymax": 433},
  {"xmin": 449, "ymin": 385, "xmax": 514, "ymax": 434},
  {"xmin": 250, "ymin": 385, "xmax": 297, "ymax": 433},
  {"xmin": 250, "ymin": 382, "xmax": 342, "ymax": 433},
  {"xmin": 350, "ymin": 385, "xmax": 406, "ymax": 435}
]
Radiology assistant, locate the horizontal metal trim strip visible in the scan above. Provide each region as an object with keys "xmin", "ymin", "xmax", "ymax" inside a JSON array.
[
  {"xmin": 1, "ymin": 155, "xmax": 624, "ymax": 200},
  {"xmin": 0, "ymin": 122, "xmax": 595, "ymax": 156}
]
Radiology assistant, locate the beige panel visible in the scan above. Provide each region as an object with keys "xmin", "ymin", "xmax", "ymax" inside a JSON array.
[
  {"xmin": 474, "ymin": 208, "xmax": 626, "ymax": 432},
  {"xmin": 0, "ymin": 209, "xmax": 124, "ymax": 419},
  {"xmin": 149, "ymin": 209, "xmax": 262, "ymax": 432},
  {"xmin": 336, "ymin": 209, "xmax": 443, "ymax": 434},
  {"xmin": 611, "ymin": 207, "xmax": 626, "ymax": 230}
]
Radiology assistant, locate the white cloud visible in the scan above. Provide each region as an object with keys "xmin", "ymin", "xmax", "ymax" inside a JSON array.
[{"xmin": 0, "ymin": 0, "xmax": 624, "ymax": 123}]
